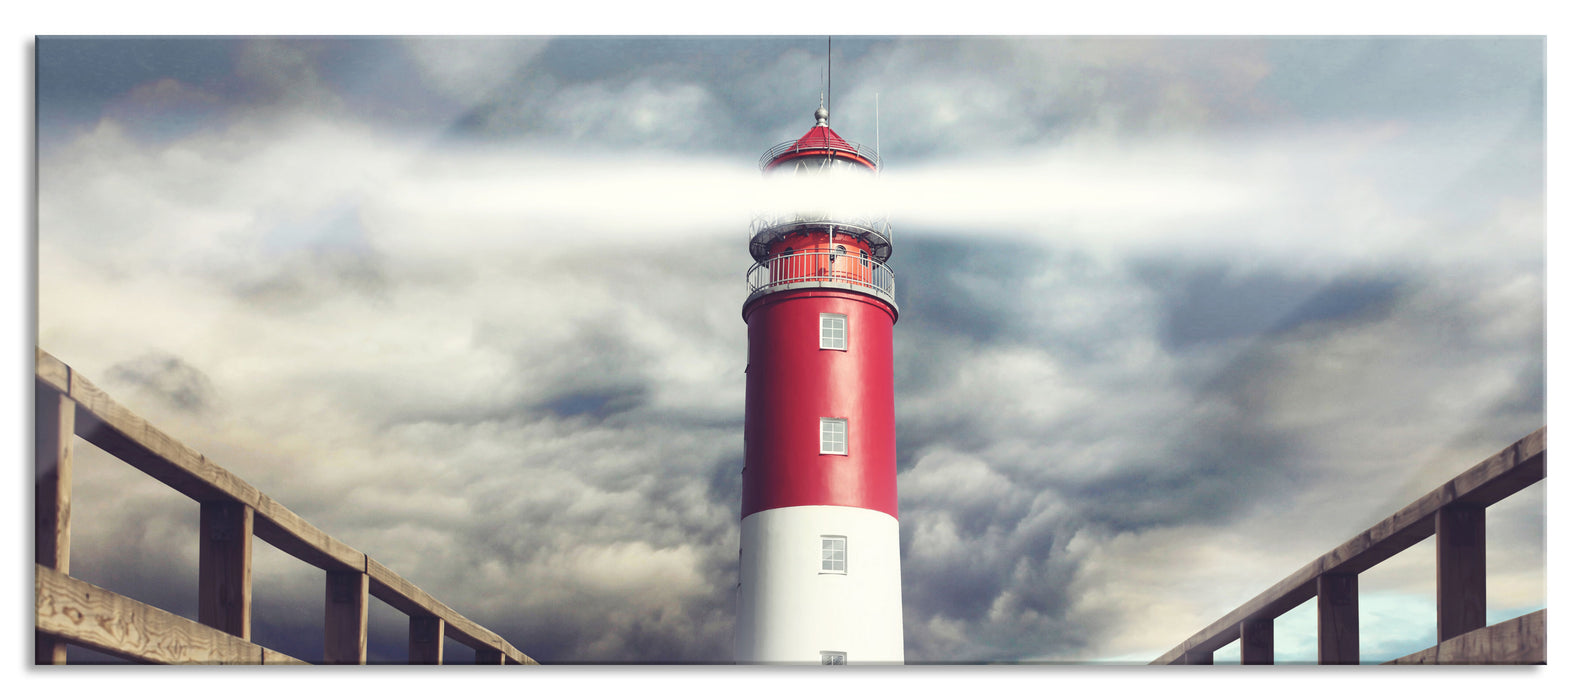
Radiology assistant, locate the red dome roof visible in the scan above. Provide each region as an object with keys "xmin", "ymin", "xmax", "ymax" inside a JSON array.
[
  {"xmin": 759, "ymin": 121, "xmax": 880, "ymax": 171},
  {"xmin": 791, "ymin": 125, "xmax": 855, "ymax": 152}
]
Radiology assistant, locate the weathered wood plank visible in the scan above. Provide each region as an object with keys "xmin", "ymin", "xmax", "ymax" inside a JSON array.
[
  {"xmin": 66, "ymin": 365, "xmax": 366, "ymax": 573},
  {"xmin": 1386, "ymin": 609, "xmax": 1545, "ymax": 665},
  {"xmin": 199, "ymin": 501, "xmax": 254, "ymax": 639},
  {"xmin": 262, "ymin": 647, "xmax": 304, "ymax": 664},
  {"xmin": 36, "ymin": 348, "xmax": 70, "ymax": 393},
  {"xmin": 410, "ymin": 616, "xmax": 444, "ymax": 664},
  {"xmin": 40, "ymin": 352, "xmax": 532, "ymax": 666},
  {"xmin": 1239, "ymin": 618, "xmax": 1273, "ymax": 665},
  {"xmin": 35, "ymin": 564, "xmax": 306, "ymax": 664},
  {"xmin": 36, "ymin": 631, "xmax": 68, "ymax": 666},
  {"xmin": 35, "ymin": 382, "xmax": 75, "ymax": 666},
  {"xmin": 1151, "ymin": 427, "xmax": 1544, "ymax": 664},
  {"xmin": 1436, "ymin": 504, "xmax": 1486, "ymax": 642},
  {"xmin": 325, "ymin": 568, "xmax": 369, "ymax": 664},
  {"xmin": 1169, "ymin": 564, "xmax": 1321, "ymax": 662},
  {"xmin": 35, "ymin": 384, "xmax": 75, "ymax": 574},
  {"xmin": 366, "ymin": 557, "xmax": 497, "ymax": 648},
  {"xmin": 70, "ymin": 371, "xmax": 255, "ymax": 504},
  {"xmin": 1317, "ymin": 574, "xmax": 1359, "ymax": 664},
  {"xmin": 367, "ymin": 557, "xmax": 536, "ymax": 665},
  {"xmin": 1454, "ymin": 427, "xmax": 1546, "ymax": 507},
  {"xmin": 252, "ymin": 494, "xmax": 365, "ymax": 572}
]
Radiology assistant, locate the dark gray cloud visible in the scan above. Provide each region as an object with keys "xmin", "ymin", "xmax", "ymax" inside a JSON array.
[
  {"xmin": 35, "ymin": 36, "xmax": 1544, "ymax": 665},
  {"xmin": 1132, "ymin": 262, "xmax": 1403, "ymax": 350},
  {"xmin": 105, "ymin": 351, "xmax": 219, "ymax": 414}
]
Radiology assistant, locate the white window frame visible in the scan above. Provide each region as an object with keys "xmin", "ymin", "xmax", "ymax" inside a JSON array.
[
  {"xmin": 819, "ymin": 417, "xmax": 847, "ymax": 455},
  {"xmin": 821, "ymin": 536, "xmax": 847, "ymax": 575},
  {"xmin": 820, "ymin": 650, "xmax": 847, "ymax": 665},
  {"xmin": 819, "ymin": 313, "xmax": 847, "ymax": 351}
]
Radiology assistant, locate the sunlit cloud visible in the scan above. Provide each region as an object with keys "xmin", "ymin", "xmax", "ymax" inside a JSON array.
[{"xmin": 35, "ymin": 35, "xmax": 1544, "ymax": 664}]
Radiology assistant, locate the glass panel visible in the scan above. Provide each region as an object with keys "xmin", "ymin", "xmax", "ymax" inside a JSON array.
[
  {"xmin": 820, "ymin": 418, "xmax": 846, "ymax": 454},
  {"xmin": 820, "ymin": 314, "xmax": 846, "ymax": 350}
]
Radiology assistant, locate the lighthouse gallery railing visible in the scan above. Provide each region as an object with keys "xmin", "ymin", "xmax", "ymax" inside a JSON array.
[{"xmin": 745, "ymin": 250, "xmax": 896, "ymax": 308}]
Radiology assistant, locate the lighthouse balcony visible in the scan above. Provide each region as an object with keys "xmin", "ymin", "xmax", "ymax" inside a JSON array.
[
  {"xmin": 745, "ymin": 249, "xmax": 897, "ymax": 309},
  {"xmin": 749, "ymin": 213, "xmax": 893, "ymax": 262}
]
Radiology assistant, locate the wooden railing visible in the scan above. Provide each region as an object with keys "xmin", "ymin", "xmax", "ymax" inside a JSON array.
[
  {"xmin": 33, "ymin": 348, "xmax": 536, "ymax": 665},
  {"xmin": 1152, "ymin": 426, "xmax": 1545, "ymax": 665}
]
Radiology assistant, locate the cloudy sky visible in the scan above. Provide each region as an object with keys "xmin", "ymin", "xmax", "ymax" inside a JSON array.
[{"xmin": 26, "ymin": 30, "xmax": 1552, "ymax": 671}]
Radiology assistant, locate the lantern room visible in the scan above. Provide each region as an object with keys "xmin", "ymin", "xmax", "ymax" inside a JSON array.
[{"xmin": 746, "ymin": 106, "xmax": 897, "ymax": 313}]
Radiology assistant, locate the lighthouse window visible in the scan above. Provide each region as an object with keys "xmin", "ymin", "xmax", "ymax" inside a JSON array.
[
  {"xmin": 820, "ymin": 651, "xmax": 847, "ymax": 665},
  {"xmin": 821, "ymin": 536, "xmax": 847, "ymax": 574},
  {"xmin": 819, "ymin": 313, "xmax": 847, "ymax": 351},
  {"xmin": 820, "ymin": 418, "xmax": 847, "ymax": 455}
]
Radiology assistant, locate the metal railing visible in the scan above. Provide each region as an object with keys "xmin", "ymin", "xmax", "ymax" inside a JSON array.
[
  {"xmin": 745, "ymin": 249, "xmax": 896, "ymax": 309},
  {"xmin": 758, "ymin": 138, "xmax": 883, "ymax": 172},
  {"xmin": 748, "ymin": 212, "xmax": 893, "ymax": 260}
]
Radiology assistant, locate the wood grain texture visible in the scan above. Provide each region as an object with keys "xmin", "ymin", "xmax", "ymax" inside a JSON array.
[
  {"xmin": 1386, "ymin": 609, "xmax": 1545, "ymax": 665},
  {"xmin": 367, "ymin": 557, "xmax": 536, "ymax": 664},
  {"xmin": 1239, "ymin": 618, "xmax": 1273, "ymax": 665},
  {"xmin": 35, "ymin": 383, "xmax": 75, "ymax": 666},
  {"xmin": 70, "ymin": 371, "xmax": 242, "ymax": 503},
  {"xmin": 1151, "ymin": 427, "xmax": 1544, "ymax": 664},
  {"xmin": 35, "ymin": 384, "xmax": 74, "ymax": 573},
  {"xmin": 56, "ymin": 357, "xmax": 364, "ymax": 573},
  {"xmin": 199, "ymin": 501, "xmax": 254, "ymax": 639},
  {"xmin": 1436, "ymin": 504, "xmax": 1486, "ymax": 642},
  {"xmin": 252, "ymin": 494, "xmax": 364, "ymax": 572},
  {"xmin": 1317, "ymin": 573, "xmax": 1359, "ymax": 665},
  {"xmin": 37, "ymin": 352, "xmax": 532, "ymax": 666},
  {"xmin": 324, "ymin": 568, "xmax": 369, "ymax": 664},
  {"xmin": 36, "ymin": 348, "xmax": 71, "ymax": 393},
  {"xmin": 409, "ymin": 616, "xmax": 444, "ymax": 664},
  {"xmin": 35, "ymin": 564, "xmax": 306, "ymax": 664}
]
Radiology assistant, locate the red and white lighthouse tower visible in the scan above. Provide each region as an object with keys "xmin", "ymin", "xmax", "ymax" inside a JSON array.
[{"xmin": 736, "ymin": 103, "xmax": 903, "ymax": 664}]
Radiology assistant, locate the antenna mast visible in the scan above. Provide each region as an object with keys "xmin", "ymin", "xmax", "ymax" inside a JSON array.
[{"xmin": 827, "ymin": 36, "xmax": 832, "ymax": 124}]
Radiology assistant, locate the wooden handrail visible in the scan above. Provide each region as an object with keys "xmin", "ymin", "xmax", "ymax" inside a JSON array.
[
  {"xmin": 36, "ymin": 564, "xmax": 307, "ymax": 664},
  {"xmin": 34, "ymin": 348, "xmax": 535, "ymax": 665},
  {"xmin": 1153, "ymin": 426, "xmax": 1545, "ymax": 665}
]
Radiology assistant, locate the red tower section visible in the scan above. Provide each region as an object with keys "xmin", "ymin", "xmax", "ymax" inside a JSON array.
[
  {"xmin": 736, "ymin": 103, "xmax": 903, "ymax": 664},
  {"xmin": 741, "ymin": 105, "xmax": 898, "ymax": 522}
]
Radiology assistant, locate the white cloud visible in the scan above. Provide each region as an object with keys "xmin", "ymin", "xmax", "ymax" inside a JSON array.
[
  {"xmin": 403, "ymin": 37, "xmax": 552, "ymax": 105},
  {"xmin": 34, "ymin": 36, "xmax": 1545, "ymax": 664}
]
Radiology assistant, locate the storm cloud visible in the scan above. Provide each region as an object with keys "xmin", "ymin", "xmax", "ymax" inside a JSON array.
[{"xmin": 35, "ymin": 35, "xmax": 1544, "ymax": 665}]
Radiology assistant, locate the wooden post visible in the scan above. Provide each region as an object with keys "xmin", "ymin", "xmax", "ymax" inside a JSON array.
[
  {"xmin": 409, "ymin": 616, "xmax": 444, "ymax": 665},
  {"xmin": 199, "ymin": 501, "xmax": 254, "ymax": 639},
  {"xmin": 1317, "ymin": 573, "xmax": 1359, "ymax": 664},
  {"xmin": 475, "ymin": 648, "xmax": 505, "ymax": 665},
  {"xmin": 1436, "ymin": 504, "xmax": 1486, "ymax": 642},
  {"xmin": 1183, "ymin": 649, "xmax": 1213, "ymax": 665},
  {"xmin": 324, "ymin": 569, "xmax": 369, "ymax": 664},
  {"xmin": 35, "ymin": 383, "xmax": 75, "ymax": 665},
  {"xmin": 1240, "ymin": 618, "xmax": 1274, "ymax": 665}
]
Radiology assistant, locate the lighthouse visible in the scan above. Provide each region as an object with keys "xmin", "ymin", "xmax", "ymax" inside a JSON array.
[{"xmin": 735, "ymin": 103, "xmax": 903, "ymax": 664}]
